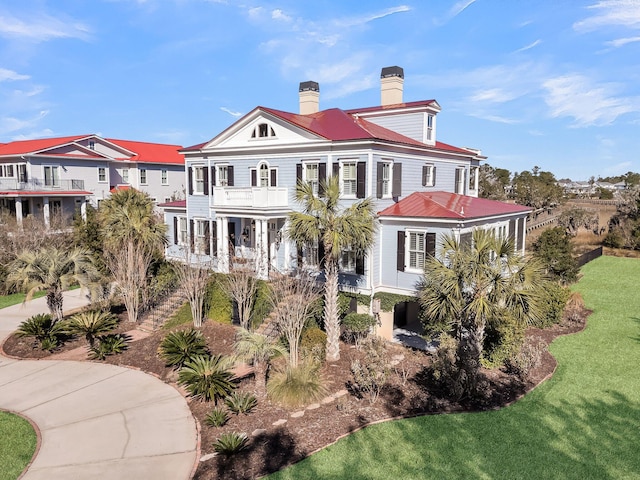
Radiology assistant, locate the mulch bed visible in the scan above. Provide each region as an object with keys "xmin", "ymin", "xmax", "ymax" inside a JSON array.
[{"xmin": 2, "ymin": 308, "xmax": 589, "ymax": 480}]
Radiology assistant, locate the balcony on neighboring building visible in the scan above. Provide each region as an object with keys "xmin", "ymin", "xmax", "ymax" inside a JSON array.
[
  {"xmin": 211, "ymin": 186, "xmax": 290, "ymax": 215},
  {"xmin": 0, "ymin": 178, "xmax": 86, "ymax": 192}
]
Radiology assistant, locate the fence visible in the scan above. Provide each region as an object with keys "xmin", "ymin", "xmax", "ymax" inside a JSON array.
[{"xmin": 576, "ymin": 246, "xmax": 603, "ymax": 267}]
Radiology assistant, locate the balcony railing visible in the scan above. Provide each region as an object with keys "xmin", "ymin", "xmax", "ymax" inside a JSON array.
[
  {"xmin": 0, "ymin": 178, "xmax": 85, "ymax": 192},
  {"xmin": 212, "ymin": 187, "xmax": 289, "ymax": 209}
]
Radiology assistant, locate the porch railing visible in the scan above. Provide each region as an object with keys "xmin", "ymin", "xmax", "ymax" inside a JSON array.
[
  {"xmin": 212, "ymin": 186, "xmax": 288, "ymax": 208},
  {"xmin": 0, "ymin": 178, "xmax": 85, "ymax": 192}
]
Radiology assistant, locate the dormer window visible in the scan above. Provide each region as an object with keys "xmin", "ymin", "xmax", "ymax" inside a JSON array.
[
  {"xmin": 88, "ymin": 140, "xmax": 95, "ymax": 150},
  {"xmin": 251, "ymin": 123, "xmax": 276, "ymax": 139},
  {"xmin": 426, "ymin": 114, "xmax": 434, "ymax": 141}
]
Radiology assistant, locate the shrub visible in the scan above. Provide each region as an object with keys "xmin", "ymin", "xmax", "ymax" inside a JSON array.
[
  {"xmin": 482, "ymin": 312, "xmax": 525, "ymax": 368},
  {"xmin": 158, "ymin": 329, "xmax": 208, "ymax": 369},
  {"xmin": 300, "ymin": 326, "xmax": 326, "ymax": 363},
  {"xmin": 16, "ymin": 313, "xmax": 67, "ymax": 351},
  {"xmin": 250, "ymin": 280, "xmax": 272, "ymax": 329},
  {"xmin": 178, "ymin": 354, "xmax": 236, "ymax": 403},
  {"xmin": 431, "ymin": 333, "xmax": 464, "ymax": 400},
  {"xmin": 206, "ymin": 276, "xmax": 233, "ymax": 324},
  {"xmin": 506, "ymin": 340, "xmax": 547, "ymax": 380},
  {"xmin": 67, "ymin": 310, "xmax": 118, "ymax": 348},
  {"xmin": 225, "ymin": 391, "xmax": 258, "ymax": 415},
  {"xmin": 341, "ymin": 313, "xmax": 376, "ymax": 347},
  {"xmin": 88, "ymin": 333, "xmax": 128, "ymax": 360},
  {"xmin": 564, "ymin": 292, "xmax": 586, "ymax": 325},
  {"xmin": 163, "ymin": 302, "xmax": 193, "ymax": 330},
  {"xmin": 204, "ymin": 407, "xmax": 229, "ymax": 427},
  {"xmin": 213, "ymin": 432, "xmax": 248, "ymax": 455},
  {"xmin": 350, "ymin": 337, "xmax": 390, "ymax": 404},
  {"xmin": 267, "ymin": 362, "xmax": 327, "ymax": 408},
  {"xmin": 537, "ymin": 282, "xmax": 571, "ymax": 327}
]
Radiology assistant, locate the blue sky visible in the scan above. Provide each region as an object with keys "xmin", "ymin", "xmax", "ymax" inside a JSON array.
[{"xmin": 1, "ymin": 0, "xmax": 639, "ymax": 180}]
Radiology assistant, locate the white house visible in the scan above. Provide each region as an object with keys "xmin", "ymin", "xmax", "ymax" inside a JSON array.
[{"xmin": 0, "ymin": 135, "xmax": 185, "ymax": 227}]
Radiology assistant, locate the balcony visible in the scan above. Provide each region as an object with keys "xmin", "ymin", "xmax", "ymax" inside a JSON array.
[
  {"xmin": 0, "ymin": 178, "xmax": 86, "ymax": 192},
  {"xmin": 212, "ymin": 187, "xmax": 290, "ymax": 214}
]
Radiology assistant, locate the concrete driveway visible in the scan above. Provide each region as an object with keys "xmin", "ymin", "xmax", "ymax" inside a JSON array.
[{"xmin": 0, "ymin": 290, "xmax": 198, "ymax": 479}]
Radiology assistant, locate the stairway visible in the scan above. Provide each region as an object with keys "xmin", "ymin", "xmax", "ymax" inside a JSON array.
[{"xmin": 138, "ymin": 288, "xmax": 185, "ymax": 333}]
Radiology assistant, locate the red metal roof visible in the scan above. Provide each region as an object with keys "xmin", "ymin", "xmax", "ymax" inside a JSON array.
[
  {"xmin": 0, "ymin": 135, "xmax": 90, "ymax": 156},
  {"xmin": 109, "ymin": 185, "xmax": 131, "ymax": 193},
  {"xmin": 378, "ymin": 191, "xmax": 531, "ymax": 220},
  {"xmin": 157, "ymin": 199, "xmax": 186, "ymax": 208}
]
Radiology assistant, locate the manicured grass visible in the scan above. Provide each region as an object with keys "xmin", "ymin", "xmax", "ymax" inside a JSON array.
[
  {"xmin": 270, "ymin": 256, "xmax": 640, "ymax": 479},
  {"xmin": 0, "ymin": 411, "xmax": 36, "ymax": 480},
  {"xmin": 0, "ymin": 291, "xmax": 46, "ymax": 310}
]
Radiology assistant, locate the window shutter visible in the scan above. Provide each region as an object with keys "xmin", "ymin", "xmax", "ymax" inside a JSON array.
[
  {"xmin": 392, "ymin": 163, "xmax": 402, "ymax": 197},
  {"xmin": 296, "ymin": 164, "xmax": 302, "ymax": 185},
  {"xmin": 189, "ymin": 219, "xmax": 194, "ymax": 253},
  {"xmin": 356, "ymin": 161, "xmax": 366, "ymax": 199},
  {"xmin": 204, "ymin": 222, "xmax": 211, "ymax": 256},
  {"xmin": 455, "ymin": 168, "xmax": 460, "ymax": 194},
  {"xmin": 212, "ymin": 221, "xmax": 217, "ymax": 256},
  {"xmin": 270, "ymin": 169, "xmax": 277, "ymax": 187},
  {"xmin": 318, "ymin": 241, "xmax": 326, "ymax": 270},
  {"xmin": 319, "ymin": 163, "xmax": 327, "ymax": 196},
  {"xmin": 251, "ymin": 169, "xmax": 257, "ymax": 187},
  {"xmin": 227, "ymin": 166, "xmax": 234, "ymax": 186},
  {"xmin": 332, "ymin": 162, "xmax": 340, "ymax": 178},
  {"xmin": 397, "ymin": 231, "xmax": 405, "ymax": 271},
  {"xmin": 203, "ymin": 167, "xmax": 209, "ymax": 196},
  {"xmin": 356, "ymin": 254, "xmax": 365, "ymax": 275},
  {"xmin": 433, "ymin": 166, "xmax": 436, "ymax": 186},
  {"xmin": 426, "ymin": 232, "xmax": 436, "ymax": 257},
  {"xmin": 211, "ymin": 167, "xmax": 216, "ymax": 191},
  {"xmin": 187, "ymin": 167, "xmax": 193, "ymax": 195},
  {"xmin": 376, "ymin": 162, "xmax": 383, "ymax": 199},
  {"xmin": 173, "ymin": 217, "xmax": 178, "ymax": 245},
  {"xmin": 422, "ymin": 166, "xmax": 428, "ymax": 187}
]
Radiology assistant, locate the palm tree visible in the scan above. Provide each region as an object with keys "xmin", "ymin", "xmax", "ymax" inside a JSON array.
[
  {"xmin": 98, "ymin": 188, "xmax": 167, "ymax": 322},
  {"xmin": 288, "ymin": 176, "xmax": 376, "ymax": 362},
  {"xmin": 419, "ymin": 229, "xmax": 545, "ymax": 397},
  {"xmin": 67, "ymin": 310, "xmax": 118, "ymax": 348},
  {"xmin": 178, "ymin": 355, "xmax": 236, "ymax": 404},
  {"xmin": 8, "ymin": 247, "xmax": 100, "ymax": 323},
  {"xmin": 233, "ymin": 329, "xmax": 286, "ymax": 397}
]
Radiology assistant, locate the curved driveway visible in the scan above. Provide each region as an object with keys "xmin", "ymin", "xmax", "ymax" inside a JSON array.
[{"xmin": 0, "ymin": 290, "xmax": 198, "ymax": 480}]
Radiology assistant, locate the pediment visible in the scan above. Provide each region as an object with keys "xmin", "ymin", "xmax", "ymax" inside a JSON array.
[{"xmin": 34, "ymin": 135, "xmax": 135, "ymax": 160}]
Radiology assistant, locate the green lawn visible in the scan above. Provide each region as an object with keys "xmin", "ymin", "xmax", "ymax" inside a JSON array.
[
  {"xmin": 0, "ymin": 411, "xmax": 36, "ymax": 480},
  {"xmin": 270, "ymin": 256, "xmax": 640, "ymax": 479},
  {"xmin": 0, "ymin": 291, "xmax": 46, "ymax": 310}
]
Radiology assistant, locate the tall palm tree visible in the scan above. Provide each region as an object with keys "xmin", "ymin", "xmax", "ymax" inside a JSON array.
[
  {"xmin": 233, "ymin": 329, "xmax": 286, "ymax": 397},
  {"xmin": 419, "ymin": 229, "xmax": 545, "ymax": 397},
  {"xmin": 98, "ymin": 188, "xmax": 167, "ymax": 323},
  {"xmin": 8, "ymin": 247, "xmax": 100, "ymax": 323},
  {"xmin": 288, "ymin": 176, "xmax": 376, "ymax": 362}
]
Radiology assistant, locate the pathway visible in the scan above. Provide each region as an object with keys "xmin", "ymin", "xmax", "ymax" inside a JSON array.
[{"xmin": 0, "ymin": 290, "xmax": 198, "ymax": 480}]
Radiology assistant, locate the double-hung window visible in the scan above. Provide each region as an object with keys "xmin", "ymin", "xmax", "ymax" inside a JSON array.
[
  {"xmin": 18, "ymin": 164, "xmax": 27, "ymax": 183},
  {"xmin": 408, "ymin": 232, "xmax": 426, "ymax": 271},
  {"xmin": 340, "ymin": 247, "xmax": 357, "ymax": 273},
  {"xmin": 44, "ymin": 166, "xmax": 60, "ymax": 187},
  {"xmin": 455, "ymin": 167, "xmax": 466, "ymax": 194},
  {"xmin": 161, "ymin": 169, "xmax": 168, "ymax": 185},
  {"xmin": 140, "ymin": 168, "xmax": 147, "ymax": 185},
  {"xmin": 305, "ymin": 163, "xmax": 319, "ymax": 195},
  {"xmin": 194, "ymin": 166, "xmax": 205, "ymax": 194},
  {"xmin": 259, "ymin": 163, "xmax": 269, "ymax": 187},
  {"xmin": 380, "ymin": 162, "xmax": 391, "ymax": 197},
  {"xmin": 195, "ymin": 220, "xmax": 209, "ymax": 255},
  {"xmin": 122, "ymin": 168, "xmax": 129, "ymax": 184},
  {"xmin": 342, "ymin": 162, "xmax": 357, "ymax": 196},
  {"xmin": 426, "ymin": 114, "xmax": 434, "ymax": 141},
  {"xmin": 423, "ymin": 164, "xmax": 435, "ymax": 187},
  {"xmin": 98, "ymin": 167, "xmax": 107, "ymax": 183},
  {"xmin": 217, "ymin": 165, "xmax": 229, "ymax": 186},
  {"xmin": 178, "ymin": 217, "xmax": 188, "ymax": 245}
]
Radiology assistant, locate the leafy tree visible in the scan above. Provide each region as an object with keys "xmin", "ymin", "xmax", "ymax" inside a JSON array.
[
  {"xmin": 479, "ymin": 164, "xmax": 510, "ymax": 200},
  {"xmin": 557, "ymin": 207, "xmax": 598, "ymax": 236},
  {"xmin": 7, "ymin": 247, "xmax": 100, "ymax": 323},
  {"xmin": 419, "ymin": 230, "xmax": 545, "ymax": 398},
  {"xmin": 233, "ymin": 329, "xmax": 286, "ymax": 397},
  {"xmin": 72, "ymin": 204, "xmax": 107, "ymax": 274},
  {"xmin": 288, "ymin": 176, "xmax": 376, "ymax": 362},
  {"xmin": 511, "ymin": 169, "xmax": 563, "ymax": 209},
  {"xmin": 171, "ymin": 250, "xmax": 212, "ymax": 328},
  {"xmin": 532, "ymin": 227, "xmax": 579, "ymax": 284},
  {"xmin": 604, "ymin": 185, "xmax": 640, "ymax": 250}
]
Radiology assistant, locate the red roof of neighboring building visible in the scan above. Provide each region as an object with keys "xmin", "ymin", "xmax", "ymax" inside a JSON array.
[
  {"xmin": 157, "ymin": 199, "xmax": 186, "ymax": 208},
  {"xmin": 378, "ymin": 191, "xmax": 531, "ymax": 220},
  {"xmin": 109, "ymin": 185, "xmax": 131, "ymax": 193},
  {"xmin": 0, "ymin": 135, "xmax": 90, "ymax": 156}
]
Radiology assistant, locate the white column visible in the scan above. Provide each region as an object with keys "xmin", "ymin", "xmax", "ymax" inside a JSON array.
[
  {"xmin": 15, "ymin": 198, "xmax": 23, "ymax": 226},
  {"xmin": 217, "ymin": 216, "xmax": 229, "ymax": 273},
  {"xmin": 283, "ymin": 218, "xmax": 290, "ymax": 271},
  {"xmin": 261, "ymin": 219, "xmax": 268, "ymax": 276},
  {"xmin": 43, "ymin": 196, "xmax": 50, "ymax": 229},
  {"xmin": 81, "ymin": 199, "xmax": 87, "ymax": 222},
  {"xmin": 474, "ymin": 167, "xmax": 479, "ymax": 193}
]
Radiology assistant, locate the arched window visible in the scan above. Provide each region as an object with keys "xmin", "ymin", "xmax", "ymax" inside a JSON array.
[
  {"xmin": 251, "ymin": 123, "xmax": 276, "ymax": 139},
  {"xmin": 259, "ymin": 163, "xmax": 269, "ymax": 187}
]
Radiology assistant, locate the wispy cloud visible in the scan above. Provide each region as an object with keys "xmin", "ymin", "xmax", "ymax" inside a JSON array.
[
  {"xmin": 0, "ymin": 110, "xmax": 49, "ymax": 136},
  {"xmin": 11, "ymin": 128, "xmax": 55, "ymax": 141},
  {"xmin": 514, "ymin": 39, "xmax": 541, "ymax": 53},
  {"xmin": 220, "ymin": 107, "xmax": 243, "ymax": 118},
  {"xmin": 605, "ymin": 35, "xmax": 640, "ymax": 47},
  {"xmin": 542, "ymin": 74, "xmax": 639, "ymax": 126},
  {"xmin": 574, "ymin": 0, "xmax": 640, "ymax": 32},
  {"xmin": 0, "ymin": 68, "xmax": 29, "ymax": 82},
  {"xmin": 468, "ymin": 113, "xmax": 520, "ymax": 124},
  {"xmin": 333, "ymin": 5, "xmax": 411, "ymax": 28},
  {"xmin": 435, "ymin": 0, "xmax": 477, "ymax": 25},
  {"xmin": 0, "ymin": 11, "xmax": 91, "ymax": 42}
]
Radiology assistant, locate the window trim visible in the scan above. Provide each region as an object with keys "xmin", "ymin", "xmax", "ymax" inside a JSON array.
[
  {"xmin": 250, "ymin": 162, "xmax": 277, "ymax": 187},
  {"xmin": 193, "ymin": 165, "xmax": 205, "ymax": 194},
  {"xmin": 304, "ymin": 161, "xmax": 320, "ymax": 195},
  {"xmin": 455, "ymin": 167, "xmax": 466, "ymax": 195},
  {"xmin": 423, "ymin": 164, "xmax": 435, "ymax": 187},
  {"xmin": 97, "ymin": 166, "xmax": 107, "ymax": 183},
  {"xmin": 161, "ymin": 169, "xmax": 168, "ymax": 185},
  {"xmin": 194, "ymin": 219, "xmax": 209, "ymax": 255},
  {"xmin": 121, "ymin": 168, "xmax": 129, "ymax": 184},
  {"xmin": 43, "ymin": 165, "xmax": 60, "ymax": 187},
  {"xmin": 178, "ymin": 216, "xmax": 188, "ymax": 246},
  {"xmin": 216, "ymin": 164, "xmax": 229, "ymax": 187},
  {"xmin": 139, "ymin": 168, "xmax": 148, "ymax": 185},
  {"xmin": 406, "ymin": 230, "xmax": 426, "ymax": 273},
  {"xmin": 250, "ymin": 122, "xmax": 277, "ymax": 139},
  {"xmin": 340, "ymin": 160, "xmax": 358, "ymax": 198}
]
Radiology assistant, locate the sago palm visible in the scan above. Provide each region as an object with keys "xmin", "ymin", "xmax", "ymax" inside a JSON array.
[
  {"xmin": 419, "ymin": 229, "xmax": 545, "ymax": 397},
  {"xmin": 8, "ymin": 247, "xmax": 101, "ymax": 323},
  {"xmin": 233, "ymin": 329, "xmax": 286, "ymax": 397},
  {"xmin": 178, "ymin": 354, "xmax": 236, "ymax": 403},
  {"xmin": 67, "ymin": 310, "xmax": 118, "ymax": 348},
  {"xmin": 288, "ymin": 176, "xmax": 376, "ymax": 362}
]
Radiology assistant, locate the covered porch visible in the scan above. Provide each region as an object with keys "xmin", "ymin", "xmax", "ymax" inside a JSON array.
[{"xmin": 0, "ymin": 191, "xmax": 91, "ymax": 229}]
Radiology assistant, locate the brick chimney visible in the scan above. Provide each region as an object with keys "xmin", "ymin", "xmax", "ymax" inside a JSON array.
[
  {"xmin": 299, "ymin": 81, "xmax": 320, "ymax": 114},
  {"xmin": 380, "ymin": 66, "xmax": 404, "ymax": 106}
]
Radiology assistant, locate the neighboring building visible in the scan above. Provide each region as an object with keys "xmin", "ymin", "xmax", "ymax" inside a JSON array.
[
  {"xmin": 0, "ymin": 135, "xmax": 184, "ymax": 227},
  {"xmin": 161, "ymin": 66, "xmax": 531, "ymax": 335}
]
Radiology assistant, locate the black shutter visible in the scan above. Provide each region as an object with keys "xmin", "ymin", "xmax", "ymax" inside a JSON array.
[
  {"xmin": 203, "ymin": 167, "xmax": 209, "ymax": 196},
  {"xmin": 433, "ymin": 166, "xmax": 437, "ymax": 186},
  {"xmin": 392, "ymin": 163, "xmax": 402, "ymax": 198},
  {"xmin": 211, "ymin": 167, "xmax": 216, "ymax": 191},
  {"xmin": 319, "ymin": 163, "xmax": 327, "ymax": 196},
  {"xmin": 296, "ymin": 164, "xmax": 302, "ymax": 185},
  {"xmin": 189, "ymin": 219, "xmax": 194, "ymax": 253},
  {"xmin": 426, "ymin": 232, "xmax": 436, "ymax": 257},
  {"xmin": 332, "ymin": 162, "xmax": 340, "ymax": 178},
  {"xmin": 455, "ymin": 168, "xmax": 460, "ymax": 194},
  {"xmin": 422, "ymin": 166, "xmax": 428, "ymax": 187},
  {"xmin": 187, "ymin": 167, "xmax": 193, "ymax": 195},
  {"xmin": 356, "ymin": 161, "xmax": 366, "ymax": 198},
  {"xmin": 227, "ymin": 166, "xmax": 234, "ymax": 186},
  {"xmin": 397, "ymin": 231, "xmax": 405, "ymax": 272},
  {"xmin": 356, "ymin": 254, "xmax": 365, "ymax": 275},
  {"xmin": 204, "ymin": 221, "xmax": 211, "ymax": 256},
  {"xmin": 270, "ymin": 169, "xmax": 277, "ymax": 187},
  {"xmin": 212, "ymin": 221, "xmax": 217, "ymax": 256},
  {"xmin": 251, "ymin": 169, "xmax": 257, "ymax": 187},
  {"xmin": 173, "ymin": 217, "xmax": 178, "ymax": 245},
  {"xmin": 376, "ymin": 162, "xmax": 383, "ymax": 199},
  {"xmin": 318, "ymin": 241, "xmax": 326, "ymax": 270}
]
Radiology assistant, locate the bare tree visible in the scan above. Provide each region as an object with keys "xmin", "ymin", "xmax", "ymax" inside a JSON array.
[
  {"xmin": 223, "ymin": 264, "xmax": 259, "ymax": 330},
  {"xmin": 269, "ymin": 272, "xmax": 320, "ymax": 368},
  {"xmin": 171, "ymin": 248, "xmax": 212, "ymax": 328}
]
